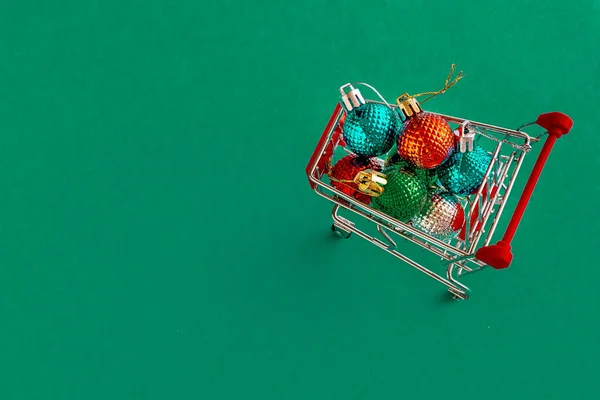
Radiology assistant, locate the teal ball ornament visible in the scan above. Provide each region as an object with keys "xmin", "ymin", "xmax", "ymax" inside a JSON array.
[
  {"xmin": 437, "ymin": 145, "xmax": 492, "ymax": 195},
  {"xmin": 342, "ymin": 102, "xmax": 401, "ymax": 157}
]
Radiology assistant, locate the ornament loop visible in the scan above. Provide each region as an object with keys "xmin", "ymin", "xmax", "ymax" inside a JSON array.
[
  {"xmin": 516, "ymin": 121, "xmax": 536, "ymax": 132},
  {"xmin": 396, "ymin": 64, "xmax": 464, "ymax": 105},
  {"xmin": 339, "ymin": 82, "xmax": 394, "ymax": 111},
  {"xmin": 515, "ymin": 120, "xmax": 545, "ymax": 150}
]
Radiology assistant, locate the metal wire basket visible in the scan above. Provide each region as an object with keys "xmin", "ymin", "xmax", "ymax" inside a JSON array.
[{"xmin": 305, "ymin": 82, "xmax": 573, "ymax": 300}]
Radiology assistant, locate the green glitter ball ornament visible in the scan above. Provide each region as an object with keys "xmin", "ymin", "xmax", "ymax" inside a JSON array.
[
  {"xmin": 372, "ymin": 164, "xmax": 428, "ymax": 222},
  {"xmin": 437, "ymin": 145, "xmax": 492, "ymax": 195}
]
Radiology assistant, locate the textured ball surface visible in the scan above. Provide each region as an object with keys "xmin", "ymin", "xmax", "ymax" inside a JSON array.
[
  {"xmin": 384, "ymin": 146, "xmax": 438, "ymax": 188},
  {"xmin": 342, "ymin": 102, "xmax": 400, "ymax": 157},
  {"xmin": 397, "ymin": 112, "xmax": 455, "ymax": 169},
  {"xmin": 413, "ymin": 191, "xmax": 465, "ymax": 239},
  {"xmin": 330, "ymin": 155, "xmax": 381, "ymax": 204},
  {"xmin": 372, "ymin": 165, "xmax": 428, "ymax": 222},
  {"xmin": 437, "ymin": 145, "xmax": 492, "ymax": 195}
]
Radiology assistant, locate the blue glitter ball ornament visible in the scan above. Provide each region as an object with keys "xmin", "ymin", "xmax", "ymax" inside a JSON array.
[
  {"xmin": 437, "ymin": 145, "xmax": 492, "ymax": 195},
  {"xmin": 342, "ymin": 102, "xmax": 401, "ymax": 157}
]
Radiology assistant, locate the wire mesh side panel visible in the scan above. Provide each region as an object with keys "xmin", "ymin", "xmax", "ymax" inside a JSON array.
[{"xmin": 439, "ymin": 116, "xmax": 533, "ymax": 261}]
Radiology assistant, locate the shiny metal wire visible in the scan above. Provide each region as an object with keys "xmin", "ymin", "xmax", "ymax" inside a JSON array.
[{"xmin": 307, "ymin": 97, "xmax": 537, "ymax": 299}]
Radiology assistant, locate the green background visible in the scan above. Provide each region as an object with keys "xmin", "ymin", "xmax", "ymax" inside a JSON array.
[{"xmin": 0, "ymin": 1, "xmax": 598, "ymax": 399}]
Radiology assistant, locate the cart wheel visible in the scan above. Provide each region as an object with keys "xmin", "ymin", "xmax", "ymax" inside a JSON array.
[
  {"xmin": 448, "ymin": 287, "xmax": 469, "ymax": 300},
  {"xmin": 331, "ymin": 224, "xmax": 352, "ymax": 239}
]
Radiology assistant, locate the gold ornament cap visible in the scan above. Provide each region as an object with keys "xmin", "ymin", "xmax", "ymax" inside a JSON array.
[
  {"xmin": 396, "ymin": 94, "xmax": 423, "ymax": 121},
  {"xmin": 353, "ymin": 170, "xmax": 387, "ymax": 197},
  {"xmin": 327, "ymin": 169, "xmax": 388, "ymax": 197}
]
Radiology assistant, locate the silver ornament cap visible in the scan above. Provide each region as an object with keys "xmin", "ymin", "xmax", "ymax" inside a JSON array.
[{"xmin": 340, "ymin": 84, "xmax": 366, "ymax": 112}]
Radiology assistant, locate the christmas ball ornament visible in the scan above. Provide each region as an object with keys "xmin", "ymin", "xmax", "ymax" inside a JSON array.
[
  {"xmin": 329, "ymin": 155, "xmax": 381, "ymax": 205},
  {"xmin": 372, "ymin": 165, "xmax": 428, "ymax": 222},
  {"xmin": 413, "ymin": 191, "xmax": 465, "ymax": 239},
  {"xmin": 437, "ymin": 145, "xmax": 492, "ymax": 195},
  {"xmin": 340, "ymin": 85, "xmax": 400, "ymax": 157},
  {"xmin": 396, "ymin": 96, "xmax": 456, "ymax": 169},
  {"xmin": 384, "ymin": 145, "xmax": 439, "ymax": 188}
]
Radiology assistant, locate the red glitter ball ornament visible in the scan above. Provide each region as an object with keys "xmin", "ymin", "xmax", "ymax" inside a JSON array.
[
  {"xmin": 396, "ymin": 97, "xmax": 455, "ymax": 169},
  {"xmin": 329, "ymin": 155, "xmax": 381, "ymax": 204}
]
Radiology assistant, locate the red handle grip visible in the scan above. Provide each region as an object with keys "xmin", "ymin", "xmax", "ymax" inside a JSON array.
[
  {"xmin": 476, "ymin": 112, "xmax": 573, "ymax": 269},
  {"xmin": 536, "ymin": 111, "xmax": 574, "ymax": 138}
]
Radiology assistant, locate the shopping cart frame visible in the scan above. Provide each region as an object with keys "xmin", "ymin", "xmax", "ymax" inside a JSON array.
[{"xmin": 305, "ymin": 91, "xmax": 573, "ymax": 300}]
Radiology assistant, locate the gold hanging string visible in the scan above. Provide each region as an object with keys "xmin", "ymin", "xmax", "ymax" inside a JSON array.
[{"xmin": 397, "ymin": 64, "xmax": 464, "ymax": 104}]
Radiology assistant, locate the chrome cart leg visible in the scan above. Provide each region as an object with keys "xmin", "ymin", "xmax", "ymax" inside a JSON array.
[
  {"xmin": 332, "ymin": 204, "xmax": 470, "ymax": 299},
  {"xmin": 331, "ymin": 204, "xmax": 353, "ymax": 239},
  {"xmin": 446, "ymin": 263, "xmax": 470, "ymax": 300},
  {"xmin": 331, "ymin": 224, "xmax": 351, "ymax": 239},
  {"xmin": 448, "ymin": 285, "xmax": 469, "ymax": 300}
]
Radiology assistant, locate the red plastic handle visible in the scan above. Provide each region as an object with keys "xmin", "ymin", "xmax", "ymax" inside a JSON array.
[
  {"xmin": 475, "ymin": 112, "xmax": 573, "ymax": 269},
  {"xmin": 536, "ymin": 112, "xmax": 573, "ymax": 138}
]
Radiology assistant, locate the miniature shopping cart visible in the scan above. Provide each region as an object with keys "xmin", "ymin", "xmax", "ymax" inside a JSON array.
[{"xmin": 305, "ymin": 82, "xmax": 573, "ymax": 300}]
